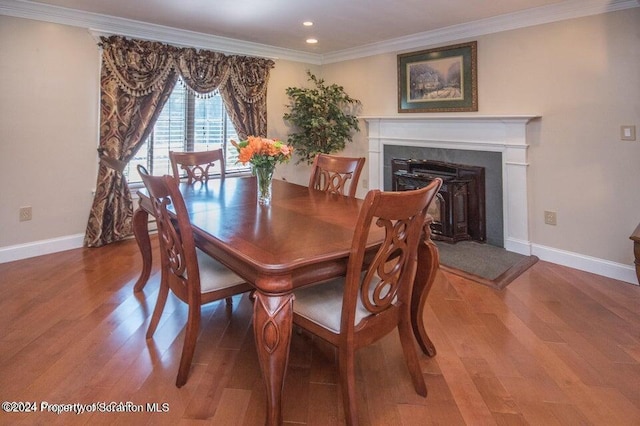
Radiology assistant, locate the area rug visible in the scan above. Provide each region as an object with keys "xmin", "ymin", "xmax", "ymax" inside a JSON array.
[{"xmin": 435, "ymin": 240, "xmax": 538, "ymax": 290}]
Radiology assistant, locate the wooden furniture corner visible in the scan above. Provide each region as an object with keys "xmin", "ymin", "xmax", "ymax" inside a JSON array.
[{"xmin": 631, "ymin": 222, "xmax": 640, "ymax": 285}]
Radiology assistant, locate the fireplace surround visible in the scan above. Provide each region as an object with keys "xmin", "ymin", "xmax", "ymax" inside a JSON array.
[{"xmin": 364, "ymin": 115, "xmax": 539, "ymax": 256}]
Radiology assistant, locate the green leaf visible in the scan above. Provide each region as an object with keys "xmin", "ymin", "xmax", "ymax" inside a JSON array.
[{"xmin": 284, "ymin": 70, "xmax": 362, "ymax": 164}]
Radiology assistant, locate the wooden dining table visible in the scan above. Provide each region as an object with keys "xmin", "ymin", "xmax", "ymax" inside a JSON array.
[{"xmin": 132, "ymin": 177, "xmax": 439, "ymax": 425}]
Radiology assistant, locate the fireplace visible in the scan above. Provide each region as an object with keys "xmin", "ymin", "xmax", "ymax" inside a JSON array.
[
  {"xmin": 391, "ymin": 158, "xmax": 485, "ymax": 244},
  {"xmin": 364, "ymin": 115, "xmax": 539, "ymax": 256}
]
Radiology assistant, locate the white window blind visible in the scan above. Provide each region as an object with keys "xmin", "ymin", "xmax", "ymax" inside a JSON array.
[{"xmin": 124, "ymin": 79, "xmax": 247, "ymax": 184}]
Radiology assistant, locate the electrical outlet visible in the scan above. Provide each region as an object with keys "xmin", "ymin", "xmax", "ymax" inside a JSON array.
[
  {"xmin": 19, "ymin": 206, "xmax": 32, "ymax": 222},
  {"xmin": 621, "ymin": 125, "xmax": 636, "ymax": 141},
  {"xmin": 544, "ymin": 210, "xmax": 557, "ymax": 226}
]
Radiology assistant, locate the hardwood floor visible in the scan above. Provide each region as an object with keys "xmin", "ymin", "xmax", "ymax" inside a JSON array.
[{"xmin": 1, "ymin": 237, "xmax": 639, "ymax": 425}]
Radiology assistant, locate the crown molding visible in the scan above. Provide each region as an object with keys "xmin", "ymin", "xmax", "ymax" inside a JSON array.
[
  {"xmin": 0, "ymin": 0, "xmax": 322, "ymax": 64},
  {"xmin": 321, "ymin": 0, "xmax": 639, "ymax": 63},
  {"xmin": 1, "ymin": 0, "xmax": 637, "ymax": 66}
]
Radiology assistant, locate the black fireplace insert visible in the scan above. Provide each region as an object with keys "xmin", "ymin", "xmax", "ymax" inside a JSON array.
[{"xmin": 391, "ymin": 158, "xmax": 486, "ymax": 243}]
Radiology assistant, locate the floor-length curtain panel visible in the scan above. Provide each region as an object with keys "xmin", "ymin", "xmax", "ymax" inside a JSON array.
[
  {"xmin": 220, "ymin": 56, "xmax": 274, "ymax": 139},
  {"xmin": 84, "ymin": 36, "xmax": 178, "ymax": 247}
]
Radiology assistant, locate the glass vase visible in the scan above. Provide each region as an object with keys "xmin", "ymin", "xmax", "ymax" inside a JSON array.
[{"xmin": 254, "ymin": 164, "xmax": 275, "ymax": 206}]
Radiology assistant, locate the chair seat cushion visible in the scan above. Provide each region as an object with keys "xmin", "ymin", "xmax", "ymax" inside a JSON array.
[
  {"xmin": 196, "ymin": 249, "xmax": 246, "ymax": 293},
  {"xmin": 293, "ymin": 275, "xmax": 374, "ymax": 334}
]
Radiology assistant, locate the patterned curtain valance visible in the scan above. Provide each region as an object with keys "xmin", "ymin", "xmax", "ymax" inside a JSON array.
[
  {"xmin": 100, "ymin": 36, "xmax": 177, "ymax": 96},
  {"xmin": 177, "ymin": 48, "xmax": 231, "ymax": 96},
  {"xmin": 99, "ymin": 36, "xmax": 273, "ymax": 100}
]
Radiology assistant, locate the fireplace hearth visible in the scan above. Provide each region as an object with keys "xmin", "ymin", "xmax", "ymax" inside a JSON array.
[{"xmin": 392, "ymin": 159, "xmax": 486, "ymax": 244}]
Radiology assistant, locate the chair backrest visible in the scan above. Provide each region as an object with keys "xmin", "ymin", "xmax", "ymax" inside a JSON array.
[
  {"xmin": 340, "ymin": 178, "xmax": 442, "ymax": 333},
  {"xmin": 308, "ymin": 154, "xmax": 365, "ymax": 198},
  {"xmin": 169, "ymin": 149, "xmax": 226, "ymax": 185},
  {"xmin": 137, "ymin": 165, "xmax": 201, "ymax": 299}
]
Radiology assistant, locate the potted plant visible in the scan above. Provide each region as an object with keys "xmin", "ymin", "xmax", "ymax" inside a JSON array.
[{"xmin": 284, "ymin": 71, "xmax": 361, "ymax": 164}]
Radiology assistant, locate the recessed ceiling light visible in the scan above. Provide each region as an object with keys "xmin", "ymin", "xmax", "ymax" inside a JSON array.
[
  {"xmin": 306, "ymin": 38, "xmax": 318, "ymax": 44},
  {"xmin": 303, "ymin": 21, "xmax": 313, "ymax": 27}
]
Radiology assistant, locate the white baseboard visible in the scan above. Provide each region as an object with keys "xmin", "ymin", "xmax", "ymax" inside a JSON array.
[
  {"xmin": 504, "ymin": 237, "xmax": 533, "ymax": 256},
  {"xmin": 1, "ymin": 234, "xmax": 637, "ymax": 286},
  {"xmin": 0, "ymin": 233, "xmax": 86, "ymax": 264},
  {"xmin": 531, "ymin": 243, "xmax": 638, "ymax": 285}
]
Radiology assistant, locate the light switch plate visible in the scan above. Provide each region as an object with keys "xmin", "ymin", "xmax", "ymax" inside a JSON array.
[{"xmin": 621, "ymin": 125, "xmax": 636, "ymax": 141}]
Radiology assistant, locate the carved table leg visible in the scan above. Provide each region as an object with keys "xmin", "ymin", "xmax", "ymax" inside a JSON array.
[
  {"xmin": 253, "ymin": 290, "xmax": 294, "ymax": 426},
  {"xmin": 133, "ymin": 207, "xmax": 152, "ymax": 293},
  {"xmin": 411, "ymin": 221, "xmax": 440, "ymax": 357}
]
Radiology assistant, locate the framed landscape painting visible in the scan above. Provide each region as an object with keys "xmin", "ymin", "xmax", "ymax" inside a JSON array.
[{"xmin": 398, "ymin": 41, "xmax": 477, "ymax": 113}]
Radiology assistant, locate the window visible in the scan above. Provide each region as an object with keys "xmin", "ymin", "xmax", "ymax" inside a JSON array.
[{"xmin": 124, "ymin": 78, "xmax": 248, "ymax": 184}]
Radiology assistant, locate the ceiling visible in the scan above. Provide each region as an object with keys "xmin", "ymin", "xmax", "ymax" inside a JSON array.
[
  {"xmin": 22, "ymin": 0, "xmax": 569, "ymax": 54},
  {"xmin": 4, "ymin": 0, "xmax": 637, "ymax": 62}
]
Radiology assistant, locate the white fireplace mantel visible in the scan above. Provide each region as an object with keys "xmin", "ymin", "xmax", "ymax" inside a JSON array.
[{"xmin": 364, "ymin": 115, "xmax": 540, "ymax": 256}]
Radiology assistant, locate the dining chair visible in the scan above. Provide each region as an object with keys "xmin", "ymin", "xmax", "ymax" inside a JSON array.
[
  {"xmin": 169, "ymin": 148, "xmax": 226, "ymax": 184},
  {"xmin": 308, "ymin": 153, "xmax": 365, "ymax": 198},
  {"xmin": 137, "ymin": 165, "xmax": 252, "ymax": 387},
  {"xmin": 292, "ymin": 177, "xmax": 442, "ymax": 425},
  {"xmin": 134, "ymin": 150, "xmax": 226, "ymax": 292},
  {"xmin": 169, "ymin": 148, "xmax": 235, "ymax": 307}
]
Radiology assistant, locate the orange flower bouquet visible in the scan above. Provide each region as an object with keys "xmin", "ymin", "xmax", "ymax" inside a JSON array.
[
  {"xmin": 231, "ymin": 136, "xmax": 293, "ymax": 205},
  {"xmin": 232, "ymin": 136, "xmax": 293, "ymax": 168}
]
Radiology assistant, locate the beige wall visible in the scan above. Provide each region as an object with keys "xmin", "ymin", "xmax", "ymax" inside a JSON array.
[
  {"xmin": 266, "ymin": 61, "xmax": 320, "ymax": 185},
  {"xmin": 1, "ymin": 9, "xmax": 639, "ymax": 276},
  {"xmin": 321, "ymin": 9, "xmax": 640, "ymax": 266},
  {"xmin": 0, "ymin": 16, "xmax": 100, "ymax": 247}
]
